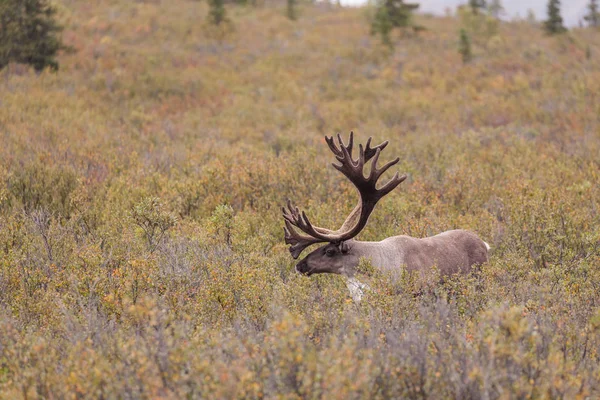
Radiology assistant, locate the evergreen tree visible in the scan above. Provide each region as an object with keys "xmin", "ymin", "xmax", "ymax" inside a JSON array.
[
  {"xmin": 0, "ymin": 0, "xmax": 68, "ymax": 72},
  {"xmin": 204, "ymin": 0, "xmax": 234, "ymax": 40},
  {"xmin": 458, "ymin": 28, "xmax": 472, "ymax": 63},
  {"xmin": 207, "ymin": 0, "xmax": 229, "ymax": 26},
  {"xmin": 386, "ymin": 0, "xmax": 419, "ymax": 28},
  {"xmin": 287, "ymin": 0, "xmax": 297, "ymax": 21},
  {"xmin": 371, "ymin": 0, "xmax": 419, "ymax": 46},
  {"xmin": 371, "ymin": 2, "xmax": 393, "ymax": 47},
  {"xmin": 488, "ymin": 0, "xmax": 504, "ymax": 19},
  {"xmin": 469, "ymin": 0, "xmax": 486, "ymax": 15},
  {"xmin": 584, "ymin": 0, "xmax": 599, "ymax": 28},
  {"xmin": 544, "ymin": 0, "xmax": 566, "ymax": 34},
  {"xmin": 458, "ymin": 3, "xmax": 498, "ymax": 46}
]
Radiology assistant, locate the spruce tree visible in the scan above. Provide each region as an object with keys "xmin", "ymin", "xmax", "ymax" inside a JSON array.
[
  {"xmin": 287, "ymin": 0, "xmax": 297, "ymax": 21},
  {"xmin": 0, "ymin": 0, "xmax": 67, "ymax": 72},
  {"xmin": 207, "ymin": 0, "xmax": 229, "ymax": 26},
  {"xmin": 584, "ymin": 0, "xmax": 599, "ymax": 28},
  {"xmin": 458, "ymin": 28, "xmax": 472, "ymax": 63},
  {"xmin": 386, "ymin": 0, "xmax": 419, "ymax": 28},
  {"xmin": 544, "ymin": 0, "xmax": 566, "ymax": 34},
  {"xmin": 488, "ymin": 0, "xmax": 504, "ymax": 19},
  {"xmin": 204, "ymin": 0, "xmax": 234, "ymax": 40},
  {"xmin": 469, "ymin": 0, "xmax": 487, "ymax": 15},
  {"xmin": 371, "ymin": 2, "xmax": 393, "ymax": 47},
  {"xmin": 371, "ymin": 0, "xmax": 419, "ymax": 46}
]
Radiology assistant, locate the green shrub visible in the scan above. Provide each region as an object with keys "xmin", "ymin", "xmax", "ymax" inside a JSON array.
[
  {"xmin": 459, "ymin": 28, "xmax": 472, "ymax": 63},
  {"xmin": 5, "ymin": 161, "xmax": 78, "ymax": 217},
  {"xmin": 130, "ymin": 197, "xmax": 178, "ymax": 252}
]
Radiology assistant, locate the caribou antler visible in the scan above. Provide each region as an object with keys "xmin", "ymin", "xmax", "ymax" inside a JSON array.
[
  {"xmin": 283, "ymin": 132, "xmax": 407, "ymax": 258},
  {"xmin": 283, "ymin": 201, "xmax": 326, "ymax": 259}
]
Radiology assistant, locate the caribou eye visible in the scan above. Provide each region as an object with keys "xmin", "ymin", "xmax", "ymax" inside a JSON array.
[{"xmin": 325, "ymin": 248, "xmax": 336, "ymax": 257}]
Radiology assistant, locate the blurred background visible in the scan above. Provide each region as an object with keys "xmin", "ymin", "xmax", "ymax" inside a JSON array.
[{"xmin": 343, "ymin": 0, "xmax": 588, "ymax": 27}]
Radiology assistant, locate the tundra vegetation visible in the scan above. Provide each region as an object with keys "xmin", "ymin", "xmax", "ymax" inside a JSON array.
[{"xmin": 0, "ymin": 0, "xmax": 600, "ymax": 398}]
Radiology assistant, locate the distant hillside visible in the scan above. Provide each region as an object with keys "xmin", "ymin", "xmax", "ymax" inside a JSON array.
[{"xmin": 341, "ymin": 0, "xmax": 589, "ymax": 27}]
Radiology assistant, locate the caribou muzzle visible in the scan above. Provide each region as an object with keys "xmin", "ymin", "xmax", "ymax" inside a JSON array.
[{"xmin": 295, "ymin": 258, "xmax": 313, "ymax": 275}]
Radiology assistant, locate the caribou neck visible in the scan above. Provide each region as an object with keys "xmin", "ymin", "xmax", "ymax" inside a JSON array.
[{"xmin": 339, "ymin": 239, "xmax": 404, "ymax": 277}]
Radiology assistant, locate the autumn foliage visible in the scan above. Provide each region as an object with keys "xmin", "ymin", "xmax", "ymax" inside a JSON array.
[{"xmin": 0, "ymin": 1, "xmax": 599, "ymax": 398}]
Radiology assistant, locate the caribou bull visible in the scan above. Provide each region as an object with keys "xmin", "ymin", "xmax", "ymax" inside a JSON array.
[{"xmin": 282, "ymin": 133, "xmax": 489, "ymax": 301}]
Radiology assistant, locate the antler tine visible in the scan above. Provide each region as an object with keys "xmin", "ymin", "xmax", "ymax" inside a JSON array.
[
  {"xmin": 283, "ymin": 220, "xmax": 320, "ymax": 259},
  {"xmin": 336, "ymin": 133, "xmax": 345, "ymax": 150},
  {"xmin": 378, "ymin": 172, "xmax": 408, "ymax": 197},
  {"xmin": 371, "ymin": 155, "xmax": 400, "ymax": 182},
  {"xmin": 325, "ymin": 135, "xmax": 341, "ymax": 157},
  {"xmin": 324, "ymin": 133, "xmax": 406, "ymax": 242},
  {"xmin": 336, "ymin": 132, "xmax": 355, "ymax": 162},
  {"xmin": 347, "ymin": 131, "xmax": 354, "ymax": 157},
  {"xmin": 282, "ymin": 199, "xmax": 333, "ymax": 250},
  {"xmin": 377, "ymin": 157, "xmax": 400, "ymax": 177},
  {"xmin": 281, "ymin": 199, "xmax": 296, "ymax": 223},
  {"xmin": 368, "ymin": 148, "xmax": 381, "ymax": 180},
  {"xmin": 357, "ymin": 143, "xmax": 365, "ymax": 169},
  {"xmin": 326, "ymin": 133, "xmax": 388, "ymax": 161},
  {"xmin": 364, "ymin": 137, "xmax": 389, "ymax": 161},
  {"xmin": 300, "ymin": 211, "xmax": 325, "ymax": 238},
  {"xmin": 283, "ymin": 208, "xmax": 325, "ymax": 258},
  {"xmin": 327, "ymin": 131, "xmax": 389, "ymax": 164},
  {"xmin": 283, "ymin": 219, "xmax": 305, "ymax": 245}
]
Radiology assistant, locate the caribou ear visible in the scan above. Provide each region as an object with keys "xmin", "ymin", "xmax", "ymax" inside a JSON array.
[{"xmin": 339, "ymin": 241, "xmax": 350, "ymax": 254}]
